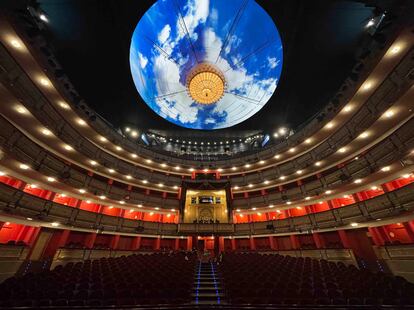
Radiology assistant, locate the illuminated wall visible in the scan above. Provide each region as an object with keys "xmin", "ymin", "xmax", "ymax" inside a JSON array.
[{"xmin": 183, "ymin": 189, "xmax": 228, "ymax": 223}]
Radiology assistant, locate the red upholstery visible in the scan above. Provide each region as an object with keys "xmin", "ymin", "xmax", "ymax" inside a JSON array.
[
  {"xmin": 219, "ymin": 253, "xmax": 414, "ymax": 306},
  {"xmin": 0, "ymin": 252, "xmax": 196, "ymax": 307}
]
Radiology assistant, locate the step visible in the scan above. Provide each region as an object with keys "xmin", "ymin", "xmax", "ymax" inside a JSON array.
[
  {"xmin": 192, "ymin": 300, "xmax": 223, "ymax": 305},
  {"xmin": 192, "ymin": 292, "xmax": 225, "ymax": 298},
  {"xmin": 193, "ymin": 287, "xmax": 223, "ymax": 292}
]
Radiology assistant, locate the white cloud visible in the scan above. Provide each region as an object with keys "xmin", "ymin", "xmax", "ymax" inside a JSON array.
[
  {"xmin": 268, "ymin": 57, "xmax": 280, "ymax": 69},
  {"xmin": 205, "ymin": 118, "xmax": 216, "ymax": 124},
  {"xmin": 158, "ymin": 24, "xmax": 171, "ymax": 45},
  {"xmin": 138, "ymin": 52, "xmax": 148, "ymax": 69},
  {"xmin": 176, "ymin": 0, "xmax": 209, "ymax": 41}
]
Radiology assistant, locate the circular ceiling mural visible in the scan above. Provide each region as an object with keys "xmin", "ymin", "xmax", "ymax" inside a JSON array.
[{"xmin": 130, "ymin": 0, "xmax": 283, "ymax": 130}]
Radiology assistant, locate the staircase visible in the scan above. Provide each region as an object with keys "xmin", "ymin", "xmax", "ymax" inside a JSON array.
[{"xmin": 193, "ymin": 262, "xmax": 225, "ymax": 305}]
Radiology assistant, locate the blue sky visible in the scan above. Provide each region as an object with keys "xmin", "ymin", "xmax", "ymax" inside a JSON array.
[{"xmin": 130, "ymin": 0, "xmax": 283, "ymax": 130}]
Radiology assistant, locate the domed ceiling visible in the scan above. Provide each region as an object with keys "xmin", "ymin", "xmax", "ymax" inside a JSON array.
[{"xmin": 129, "ymin": 0, "xmax": 283, "ymax": 130}]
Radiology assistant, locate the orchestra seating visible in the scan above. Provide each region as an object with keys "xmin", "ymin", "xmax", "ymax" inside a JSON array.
[
  {"xmin": 219, "ymin": 253, "xmax": 414, "ymax": 306},
  {"xmin": 0, "ymin": 252, "xmax": 196, "ymax": 307}
]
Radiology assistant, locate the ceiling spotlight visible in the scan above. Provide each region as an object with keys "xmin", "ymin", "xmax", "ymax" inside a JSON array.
[
  {"xmin": 146, "ymin": 159, "xmax": 152, "ymax": 164},
  {"xmin": 39, "ymin": 77, "xmax": 50, "ymax": 87},
  {"xmin": 63, "ymin": 144, "xmax": 73, "ymax": 151},
  {"xmin": 99, "ymin": 136, "xmax": 107, "ymax": 142},
  {"xmin": 362, "ymin": 82, "xmax": 372, "ymax": 90},
  {"xmin": 125, "ymin": 175, "xmax": 132, "ymax": 180},
  {"xmin": 99, "ymin": 195, "xmax": 106, "ymax": 199},
  {"xmin": 108, "ymin": 169, "xmax": 115, "ymax": 173},
  {"xmin": 115, "ymin": 146, "xmax": 122, "ymax": 151},
  {"xmin": 286, "ymin": 201, "xmax": 292, "ymax": 205},
  {"xmin": 279, "ymin": 176, "xmax": 286, "ymax": 180},
  {"xmin": 47, "ymin": 177, "xmax": 55, "ymax": 182},
  {"xmin": 390, "ymin": 45, "xmax": 401, "ymax": 55},
  {"xmin": 264, "ymin": 180, "xmax": 269, "ymax": 185},
  {"xmin": 259, "ymin": 160, "xmax": 265, "ymax": 165},
  {"xmin": 27, "ymin": 217, "xmax": 33, "ymax": 221},
  {"xmin": 354, "ymin": 179, "xmax": 362, "ymax": 184},
  {"xmin": 189, "ymin": 168, "xmax": 194, "ymax": 172},
  {"xmin": 51, "ymin": 222, "xmax": 60, "ymax": 227},
  {"xmin": 125, "ymin": 127, "xmax": 131, "ymax": 132},
  {"xmin": 158, "ymin": 183, "xmax": 164, "ymax": 187},
  {"xmin": 296, "ymin": 170, "xmax": 303, "ymax": 175},
  {"xmin": 384, "ymin": 110, "xmax": 394, "ymax": 118},
  {"xmin": 305, "ymin": 197, "xmax": 311, "ymax": 200},
  {"xmin": 315, "ymin": 161, "xmax": 322, "ymax": 167},
  {"xmin": 175, "ymin": 166, "xmax": 181, "ymax": 170},
  {"xmin": 233, "ymin": 186, "xmax": 239, "ymax": 190},
  {"xmin": 131, "ymin": 131, "xmax": 138, "ymax": 137},
  {"xmin": 325, "ymin": 190, "xmax": 332, "ymax": 194},
  {"xmin": 161, "ymin": 163, "xmax": 167, "ymax": 168},
  {"xmin": 274, "ymin": 154, "xmax": 280, "ymax": 159},
  {"xmin": 15, "ymin": 105, "xmax": 28, "ymax": 114},
  {"xmin": 41, "ymin": 128, "xmax": 52, "ymax": 136},
  {"xmin": 273, "ymin": 133, "xmax": 279, "ymax": 138},
  {"xmin": 39, "ymin": 13, "xmax": 48, "ymax": 22},
  {"xmin": 343, "ymin": 105, "xmax": 352, "ymax": 113},
  {"xmin": 338, "ymin": 147, "xmax": 347, "ymax": 153},
  {"xmin": 365, "ymin": 19, "xmax": 375, "ymax": 28},
  {"xmin": 119, "ymin": 200, "xmax": 125, "ymax": 204},
  {"xmin": 173, "ymin": 185, "xmax": 178, "ymax": 190},
  {"xmin": 350, "ymin": 222, "xmax": 358, "ymax": 227},
  {"xmin": 268, "ymin": 205, "xmax": 274, "ymax": 208},
  {"xmin": 78, "ymin": 189, "xmax": 86, "ymax": 194},
  {"xmin": 278, "ymin": 127, "xmax": 287, "ymax": 135},
  {"xmin": 0, "ymin": 171, "xmax": 5, "ymax": 176},
  {"xmin": 251, "ymin": 207, "xmax": 257, "ymax": 211},
  {"xmin": 289, "ymin": 148, "xmax": 296, "ymax": 153},
  {"xmin": 244, "ymin": 164, "xmax": 251, "ymax": 168},
  {"xmin": 58, "ymin": 101, "xmax": 70, "ymax": 109},
  {"xmin": 131, "ymin": 153, "xmax": 138, "ymax": 158},
  {"xmin": 381, "ymin": 166, "xmax": 391, "ymax": 172},
  {"xmin": 371, "ymin": 186, "xmax": 378, "ymax": 190},
  {"xmin": 76, "ymin": 118, "xmax": 86, "ymax": 126},
  {"xmin": 10, "ymin": 39, "xmax": 22, "ymax": 49},
  {"xmin": 231, "ymin": 166, "xmax": 237, "ymax": 171},
  {"xmin": 248, "ymin": 184, "xmax": 253, "ymax": 188},
  {"xmin": 326, "ymin": 122, "xmax": 334, "ymax": 129},
  {"xmin": 19, "ymin": 164, "xmax": 29, "ymax": 170},
  {"xmin": 90, "ymin": 160, "xmax": 98, "ymax": 166},
  {"xmin": 359, "ymin": 132, "xmax": 369, "ymax": 139}
]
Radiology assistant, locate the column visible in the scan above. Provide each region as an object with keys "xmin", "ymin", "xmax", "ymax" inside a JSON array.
[
  {"xmin": 186, "ymin": 236, "xmax": 192, "ymax": 251},
  {"xmin": 154, "ymin": 237, "xmax": 161, "ymax": 250},
  {"xmin": 132, "ymin": 236, "xmax": 142, "ymax": 250},
  {"xmin": 338, "ymin": 230, "xmax": 351, "ymax": 248},
  {"xmin": 110, "ymin": 235, "xmax": 120, "ymax": 250},
  {"xmin": 269, "ymin": 236, "xmax": 276, "ymax": 250},
  {"xmin": 85, "ymin": 233, "xmax": 97, "ymax": 249},
  {"xmin": 174, "ymin": 238, "xmax": 180, "ymax": 251},
  {"xmin": 402, "ymin": 223, "xmax": 414, "ymax": 243},
  {"xmin": 57, "ymin": 230, "xmax": 71, "ymax": 248},
  {"xmin": 218, "ymin": 237, "xmax": 225, "ymax": 252},
  {"xmin": 313, "ymin": 233, "xmax": 325, "ymax": 249},
  {"xmin": 249, "ymin": 237, "xmax": 256, "ymax": 250},
  {"xmin": 368, "ymin": 227, "xmax": 383, "ymax": 246},
  {"xmin": 231, "ymin": 238, "xmax": 236, "ymax": 251},
  {"xmin": 290, "ymin": 235, "xmax": 299, "ymax": 249}
]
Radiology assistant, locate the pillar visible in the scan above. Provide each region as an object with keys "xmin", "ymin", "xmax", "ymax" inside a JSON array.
[
  {"xmin": 154, "ymin": 237, "xmax": 161, "ymax": 250},
  {"xmin": 174, "ymin": 238, "xmax": 180, "ymax": 250},
  {"xmin": 57, "ymin": 230, "xmax": 70, "ymax": 248},
  {"xmin": 269, "ymin": 236, "xmax": 276, "ymax": 250},
  {"xmin": 85, "ymin": 233, "xmax": 97, "ymax": 249},
  {"xmin": 249, "ymin": 237, "xmax": 256, "ymax": 250},
  {"xmin": 218, "ymin": 237, "xmax": 225, "ymax": 252},
  {"xmin": 402, "ymin": 223, "xmax": 414, "ymax": 243},
  {"xmin": 338, "ymin": 230, "xmax": 351, "ymax": 248},
  {"xmin": 231, "ymin": 238, "xmax": 236, "ymax": 251},
  {"xmin": 110, "ymin": 235, "xmax": 120, "ymax": 249},
  {"xmin": 132, "ymin": 236, "xmax": 141, "ymax": 250},
  {"xmin": 186, "ymin": 236, "xmax": 192, "ymax": 251},
  {"xmin": 368, "ymin": 227, "xmax": 383, "ymax": 246},
  {"xmin": 313, "ymin": 233, "xmax": 325, "ymax": 249},
  {"xmin": 290, "ymin": 235, "xmax": 299, "ymax": 249}
]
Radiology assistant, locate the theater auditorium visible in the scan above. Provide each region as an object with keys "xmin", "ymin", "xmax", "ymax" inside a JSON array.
[{"xmin": 0, "ymin": 0, "xmax": 414, "ymax": 309}]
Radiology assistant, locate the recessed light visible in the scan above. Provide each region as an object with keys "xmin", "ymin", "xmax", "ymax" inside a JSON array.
[
  {"xmin": 384, "ymin": 110, "xmax": 394, "ymax": 118},
  {"xmin": 248, "ymin": 184, "xmax": 253, "ymax": 188},
  {"xmin": 325, "ymin": 190, "xmax": 332, "ymax": 194},
  {"xmin": 161, "ymin": 163, "xmax": 167, "ymax": 168},
  {"xmin": 304, "ymin": 138, "xmax": 312, "ymax": 144},
  {"xmin": 99, "ymin": 195, "xmax": 106, "ymax": 199},
  {"xmin": 41, "ymin": 128, "xmax": 52, "ymax": 136},
  {"xmin": 326, "ymin": 122, "xmax": 334, "ymax": 129},
  {"xmin": 402, "ymin": 174, "xmax": 411, "ymax": 179},
  {"xmin": 244, "ymin": 164, "xmax": 251, "ymax": 168},
  {"xmin": 279, "ymin": 176, "xmax": 286, "ymax": 180},
  {"xmin": 296, "ymin": 206, "xmax": 302, "ymax": 210},
  {"xmin": 108, "ymin": 169, "xmax": 115, "ymax": 173},
  {"xmin": 286, "ymin": 201, "xmax": 292, "ymax": 205},
  {"xmin": 149, "ymin": 212, "xmax": 154, "ymax": 216},
  {"xmin": 79, "ymin": 189, "xmax": 86, "ymax": 193},
  {"xmin": 264, "ymin": 180, "xmax": 269, "ymax": 185},
  {"xmin": 125, "ymin": 175, "xmax": 132, "ymax": 180},
  {"xmin": 86, "ymin": 200, "xmax": 91, "ymax": 204},
  {"xmin": 296, "ymin": 170, "xmax": 303, "ymax": 175},
  {"xmin": 146, "ymin": 159, "xmax": 152, "ymax": 164},
  {"xmin": 131, "ymin": 153, "xmax": 138, "ymax": 158},
  {"xmin": 0, "ymin": 171, "xmax": 5, "ymax": 176},
  {"xmin": 15, "ymin": 105, "xmax": 28, "ymax": 114},
  {"xmin": 289, "ymin": 148, "xmax": 296, "ymax": 153},
  {"xmin": 251, "ymin": 207, "xmax": 257, "ymax": 211},
  {"xmin": 381, "ymin": 166, "xmax": 391, "ymax": 172},
  {"xmin": 257, "ymin": 212, "xmax": 262, "ymax": 216},
  {"xmin": 343, "ymin": 105, "xmax": 352, "ymax": 112},
  {"xmin": 359, "ymin": 132, "xmax": 369, "ymax": 139},
  {"xmin": 99, "ymin": 136, "xmax": 107, "ymax": 142},
  {"xmin": 362, "ymin": 82, "xmax": 372, "ymax": 90},
  {"xmin": 47, "ymin": 177, "xmax": 55, "ymax": 182},
  {"xmin": 231, "ymin": 166, "xmax": 237, "ymax": 171},
  {"xmin": 354, "ymin": 179, "xmax": 362, "ymax": 184},
  {"xmin": 158, "ymin": 183, "xmax": 164, "ymax": 187},
  {"xmin": 233, "ymin": 186, "xmax": 239, "ymax": 190},
  {"xmin": 26, "ymin": 217, "xmax": 33, "ymax": 221},
  {"xmin": 63, "ymin": 144, "xmax": 73, "ymax": 151},
  {"xmin": 276, "ymin": 210, "xmax": 281, "ymax": 214},
  {"xmin": 371, "ymin": 186, "xmax": 378, "ymax": 190},
  {"xmin": 278, "ymin": 127, "xmax": 287, "ymax": 135},
  {"xmin": 58, "ymin": 101, "xmax": 70, "ymax": 109},
  {"xmin": 350, "ymin": 222, "xmax": 358, "ymax": 227},
  {"xmin": 155, "ymin": 207, "xmax": 159, "ymax": 210},
  {"xmin": 90, "ymin": 160, "xmax": 98, "ymax": 166},
  {"xmin": 51, "ymin": 222, "xmax": 60, "ymax": 227},
  {"xmin": 39, "ymin": 77, "xmax": 50, "ymax": 87},
  {"xmin": 171, "ymin": 208, "xmax": 175, "ymax": 212},
  {"xmin": 259, "ymin": 160, "xmax": 265, "ymax": 165},
  {"xmin": 173, "ymin": 185, "xmax": 178, "ymax": 190},
  {"xmin": 142, "ymin": 180, "xmax": 148, "ymax": 184},
  {"xmin": 390, "ymin": 45, "xmax": 401, "ymax": 55},
  {"xmin": 305, "ymin": 197, "xmax": 311, "ymax": 200},
  {"xmin": 19, "ymin": 164, "xmax": 29, "ymax": 170},
  {"xmin": 119, "ymin": 200, "xmax": 125, "ymax": 204},
  {"xmin": 76, "ymin": 118, "xmax": 86, "ymax": 126},
  {"xmin": 175, "ymin": 166, "xmax": 181, "ymax": 170},
  {"xmin": 338, "ymin": 147, "xmax": 347, "ymax": 153},
  {"xmin": 315, "ymin": 161, "xmax": 322, "ymax": 166},
  {"xmin": 274, "ymin": 154, "xmax": 280, "ymax": 159},
  {"xmin": 115, "ymin": 146, "xmax": 122, "ymax": 151},
  {"xmin": 10, "ymin": 39, "xmax": 22, "ymax": 49}
]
